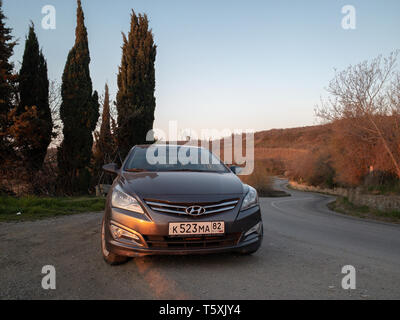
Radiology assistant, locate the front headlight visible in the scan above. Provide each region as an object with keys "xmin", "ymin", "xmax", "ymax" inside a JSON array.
[
  {"xmin": 111, "ymin": 184, "xmax": 144, "ymax": 214},
  {"xmin": 240, "ymin": 185, "xmax": 259, "ymax": 211}
]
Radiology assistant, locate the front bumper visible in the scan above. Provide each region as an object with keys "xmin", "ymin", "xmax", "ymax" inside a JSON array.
[
  {"xmin": 107, "ymin": 234, "xmax": 262, "ymax": 257},
  {"xmin": 104, "ymin": 204, "xmax": 263, "ymax": 257}
]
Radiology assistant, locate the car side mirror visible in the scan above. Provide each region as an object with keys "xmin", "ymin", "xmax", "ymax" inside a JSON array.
[
  {"xmin": 230, "ymin": 166, "xmax": 242, "ymax": 175},
  {"xmin": 102, "ymin": 163, "xmax": 120, "ymax": 175}
]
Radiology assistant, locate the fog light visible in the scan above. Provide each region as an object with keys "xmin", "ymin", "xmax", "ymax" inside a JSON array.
[
  {"xmin": 244, "ymin": 222, "xmax": 262, "ymax": 237},
  {"xmin": 110, "ymin": 224, "xmax": 142, "ymax": 245}
]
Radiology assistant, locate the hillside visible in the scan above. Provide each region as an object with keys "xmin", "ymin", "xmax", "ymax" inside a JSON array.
[
  {"xmin": 254, "ymin": 124, "xmax": 333, "ymax": 150},
  {"xmin": 248, "ymin": 124, "xmax": 332, "ymax": 173}
]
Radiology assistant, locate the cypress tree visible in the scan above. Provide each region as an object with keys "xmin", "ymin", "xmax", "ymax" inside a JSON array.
[
  {"xmin": 17, "ymin": 23, "xmax": 52, "ymax": 169},
  {"xmin": 0, "ymin": 0, "xmax": 17, "ymax": 163},
  {"xmin": 93, "ymin": 84, "xmax": 114, "ymax": 166},
  {"xmin": 116, "ymin": 10, "xmax": 156, "ymax": 159},
  {"xmin": 93, "ymin": 83, "xmax": 115, "ymax": 184},
  {"xmin": 98, "ymin": 83, "xmax": 113, "ymax": 158},
  {"xmin": 58, "ymin": 0, "xmax": 99, "ymax": 193}
]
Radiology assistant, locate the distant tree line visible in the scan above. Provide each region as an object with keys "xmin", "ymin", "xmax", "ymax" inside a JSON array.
[{"xmin": 0, "ymin": 0, "xmax": 156, "ymax": 195}]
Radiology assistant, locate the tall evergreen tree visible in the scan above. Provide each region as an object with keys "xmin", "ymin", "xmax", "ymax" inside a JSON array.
[
  {"xmin": 98, "ymin": 83, "xmax": 113, "ymax": 158},
  {"xmin": 94, "ymin": 84, "xmax": 114, "ymax": 165},
  {"xmin": 116, "ymin": 10, "xmax": 156, "ymax": 159},
  {"xmin": 0, "ymin": 0, "xmax": 17, "ymax": 163},
  {"xmin": 58, "ymin": 0, "xmax": 99, "ymax": 193},
  {"xmin": 16, "ymin": 23, "xmax": 52, "ymax": 169},
  {"xmin": 93, "ymin": 84, "xmax": 115, "ymax": 184}
]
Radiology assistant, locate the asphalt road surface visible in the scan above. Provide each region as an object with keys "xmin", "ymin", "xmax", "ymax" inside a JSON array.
[{"xmin": 1, "ymin": 179, "xmax": 400, "ymax": 299}]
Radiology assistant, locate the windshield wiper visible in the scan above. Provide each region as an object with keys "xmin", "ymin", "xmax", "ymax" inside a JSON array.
[
  {"xmin": 125, "ymin": 168, "xmax": 148, "ymax": 172},
  {"xmin": 167, "ymin": 169, "xmax": 210, "ymax": 172}
]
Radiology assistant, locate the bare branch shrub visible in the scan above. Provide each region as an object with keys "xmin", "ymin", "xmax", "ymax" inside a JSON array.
[{"xmin": 316, "ymin": 52, "xmax": 400, "ymax": 183}]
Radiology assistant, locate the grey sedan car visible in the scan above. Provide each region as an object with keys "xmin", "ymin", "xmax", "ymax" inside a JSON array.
[{"xmin": 101, "ymin": 144, "xmax": 263, "ymax": 265}]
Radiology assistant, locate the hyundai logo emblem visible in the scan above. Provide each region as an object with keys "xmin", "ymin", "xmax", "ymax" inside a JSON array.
[{"xmin": 185, "ymin": 205, "xmax": 206, "ymax": 216}]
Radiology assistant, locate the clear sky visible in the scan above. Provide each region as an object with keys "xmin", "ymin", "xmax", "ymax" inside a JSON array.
[{"xmin": 3, "ymin": 0, "xmax": 400, "ymax": 136}]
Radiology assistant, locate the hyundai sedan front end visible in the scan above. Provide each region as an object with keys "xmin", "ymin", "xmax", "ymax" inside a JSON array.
[{"xmin": 101, "ymin": 144, "xmax": 263, "ymax": 265}]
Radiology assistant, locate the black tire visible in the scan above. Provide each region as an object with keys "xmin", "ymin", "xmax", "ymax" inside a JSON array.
[{"xmin": 101, "ymin": 218, "xmax": 130, "ymax": 265}]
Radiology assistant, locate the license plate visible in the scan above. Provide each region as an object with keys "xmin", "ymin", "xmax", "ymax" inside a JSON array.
[{"xmin": 169, "ymin": 221, "xmax": 225, "ymax": 236}]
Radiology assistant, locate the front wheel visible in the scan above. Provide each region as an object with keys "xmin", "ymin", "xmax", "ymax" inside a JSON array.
[{"xmin": 101, "ymin": 217, "xmax": 130, "ymax": 265}]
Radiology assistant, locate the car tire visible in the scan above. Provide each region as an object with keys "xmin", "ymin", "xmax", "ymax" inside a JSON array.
[{"xmin": 101, "ymin": 217, "xmax": 130, "ymax": 265}]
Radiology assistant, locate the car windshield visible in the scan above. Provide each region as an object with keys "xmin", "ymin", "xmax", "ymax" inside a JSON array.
[{"xmin": 124, "ymin": 145, "xmax": 229, "ymax": 173}]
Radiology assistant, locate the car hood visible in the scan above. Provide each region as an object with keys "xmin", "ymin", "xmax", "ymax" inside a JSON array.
[{"xmin": 118, "ymin": 171, "xmax": 244, "ymax": 196}]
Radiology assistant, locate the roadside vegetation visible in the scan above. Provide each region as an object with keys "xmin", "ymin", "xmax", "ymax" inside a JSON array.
[
  {"xmin": 328, "ymin": 197, "xmax": 400, "ymax": 224},
  {"xmin": 0, "ymin": 196, "xmax": 105, "ymax": 222},
  {"xmin": 240, "ymin": 160, "xmax": 290, "ymax": 197}
]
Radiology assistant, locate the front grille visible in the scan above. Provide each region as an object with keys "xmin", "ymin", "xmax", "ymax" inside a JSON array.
[
  {"xmin": 144, "ymin": 233, "xmax": 241, "ymax": 250},
  {"xmin": 144, "ymin": 198, "xmax": 239, "ymax": 216}
]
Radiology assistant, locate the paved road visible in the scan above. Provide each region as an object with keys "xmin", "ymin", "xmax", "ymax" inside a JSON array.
[{"xmin": 1, "ymin": 178, "xmax": 400, "ymax": 299}]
